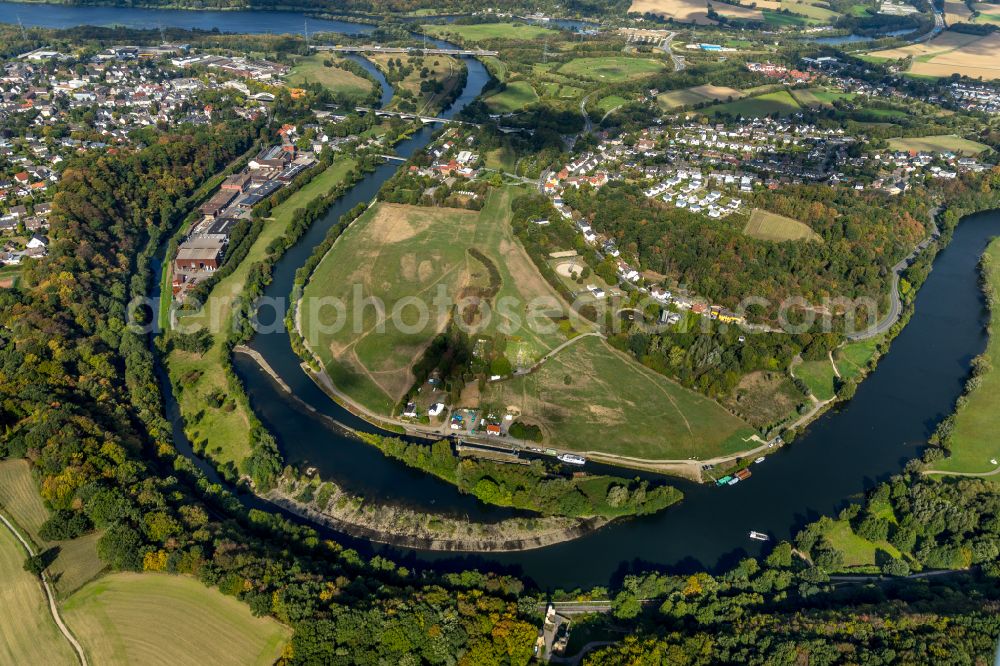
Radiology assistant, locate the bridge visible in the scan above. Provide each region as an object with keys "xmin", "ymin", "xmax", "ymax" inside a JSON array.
[
  {"xmin": 354, "ymin": 106, "xmax": 475, "ymax": 125},
  {"xmin": 314, "ymin": 45, "xmax": 498, "ymax": 57}
]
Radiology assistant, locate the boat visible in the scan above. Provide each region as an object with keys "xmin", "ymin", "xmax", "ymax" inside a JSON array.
[
  {"xmin": 727, "ymin": 477, "xmax": 740, "ymax": 485},
  {"xmin": 735, "ymin": 469, "xmax": 752, "ymax": 481},
  {"xmin": 749, "ymin": 531, "xmax": 769, "ymax": 541},
  {"xmin": 754, "ymin": 456, "xmax": 765, "ymax": 464},
  {"xmin": 556, "ymin": 453, "xmax": 586, "ymax": 465},
  {"xmin": 716, "ymin": 475, "xmax": 732, "ymax": 486}
]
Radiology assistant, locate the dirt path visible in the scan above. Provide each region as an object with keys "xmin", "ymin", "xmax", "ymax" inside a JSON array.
[
  {"xmin": 0, "ymin": 513, "xmax": 88, "ymax": 666},
  {"xmin": 829, "ymin": 350, "xmax": 841, "ymax": 379},
  {"xmin": 922, "ymin": 465, "xmax": 1000, "ymax": 478}
]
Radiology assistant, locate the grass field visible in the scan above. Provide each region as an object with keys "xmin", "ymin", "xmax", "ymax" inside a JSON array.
[
  {"xmin": 558, "ymin": 56, "xmax": 666, "ymax": 82},
  {"xmin": 0, "ymin": 527, "xmax": 76, "ymax": 665},
  {"xmin": 482, "ymin": 336, "xmax": 756, "ymax": 460},
  {"xmin": 63, "ymin": 573, "xmax": 290, "ymax": 666},
  {"xmin": 706, "ymin": 89, "xmax": 801, "ymax": 117},
  {"xmin": 288, "ymin": 55, "xmax": 372, "ymax": 100},
  {"xmin": 790, "ymin": 87, "xmax": 856, "ymax": 107},
  {"xmin": 168, "ymin": 159, "xmax": 356, "ymax": 468},
  {"xmin": 795, "ymin": 358, "xmax": 837, "ymax": 401},
  {"xmin": 888, "ymin": 134, "xmax": 990, "ymax": 155},
  {"xmin": 821, "ymin": 517, "xmax": 904, "ymax": 569},
  {"xmin": 834, "ymin": 338, "xmax": 880, "ymax": 382},
  {"xmin": 368, "ymin": 53, "xmax": 464, "ymax": 114},
  {"xmin": 763, "ymin": 9, "xmax": 812, "ymax": 25},
  {"xmin": 301, "ymin": 187, "xmax": 592, "ymax": 416},
  {"xmin": 484, "ymin": 80, "xmax": 538, "ymax": 113},
  {"xmin": 744, "ymin": 208, "xmax": 821, "ymax": 242},
  {"xmin": 422, "ymin": 22, "xmax": 558, "ymax": 42},
  {"xmin": 721, "ymin": 370, "xmax": 805, "ymax": 429},
  {"xmin": 658, "ymin": 84, "xmax": 744, "ymax": 109},
  {"xmin": 929, "ymin": 239, "xmax": 1000, "ymax": 476},
  {"xmin": 596, "ymin": 94, "xmax": 629, "ymax": 115},
  {"xmin": 0, "ymin": 263, "xmax": 21, "ymax": 288},
  {"xmin": 0, "ymin": 460, "xmax": 105, "ymax": 598}
]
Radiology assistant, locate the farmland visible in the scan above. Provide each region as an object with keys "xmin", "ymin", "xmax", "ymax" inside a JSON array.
[
  {"xmin": 422, "ymin": 22, "xmax": 558, "ymax": 43},
  {"xmin": 928, "ymin": 239, "xmax": 1000, "ymax": 476},
  {"xmin": 481, "ymin": 335, "xmax": 756, "ymax": 460},
  {"xmin": 628, "ymin": 0, "xmax": 716, "ymax": 24},
  {"xmin": 300, "ymin": 188, "xmax": 591, "ymax": 416},
  {"xmin": 868, "ymin": 30, "xmax": 1000, "ymax": 80},
  {"xmin": 888, "ymin": 134, "xmax": 990, "ymax": 155},
  {"xmin": 167, "ymin": 159, "xmax": 356, "ymax": 468},
  {"xmin": 658, "ymin": 83, "xmax": 744, "ymax": 109},
  {"xmin": 0, "ymin": 527, "xmax": 76, "ymax": 665},
  {"xmin": 744, "ymin": 208, "xmax": 821, "ymax": 242},
  {"xmin": 558, "ymin": 56, "xmax": 666, "ymax": 82},
  {"xmin": 63, "ymin": 573, "xmax": 290, "ymax": 665},
  {"xmin": 288, "ymin": 55, "xmax": 372, "ymax": 100},
  {"xmin": 484, "ymin": 80, "xmax": 538, "ymax": 112},
  {"xmin": 706, "ymin": 89, "xmax": 801, "ymax": 117}
]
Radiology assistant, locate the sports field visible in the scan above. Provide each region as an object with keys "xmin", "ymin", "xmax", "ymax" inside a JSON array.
[
  {"xmin": 484, "ymin": 80, "xmax": 538, "ymax": 112},
  {"xmin": 168, "ymin": 158, "xmax": 356, "ymax": 468},
  {"xmin": 658, "ymin": 84, "xmax": 744, "ymax": 109},
  {"xmin": 706, "ymin": 89, "xmax": 801, "ymax": 117},
  {"xmin": 888, "ymin": 134, "xmax": 990, "ymax": 155},
  {"xmin": 558, "ymin": 56, "xmax": 666, "ymax": 82},
  {"xmin": 63, "ymin": 573, "xmax": 290, "ymax": 666},
  {"xmin": 422, "ymin": 22, "xmax": 557, "ymax": 42},
  {"xmin": 744, "ymin": 209, "xmax": 821, "ymax": 242},
  {"xmin": 301, "ymin": 188, "xmax": 592, "ymax": 415},
  {"xmin": 288, "ymin": 55, "xmax": 372, "ymax": 100},
  {"xmin": 628, "ymin": 0, "xmax": 717, "ymax": 24},
  {"xmin": 0, "ymin": 460, "xmax": 105, "ymax": 598},
  {"xmin": 0, "ymin": 527, "xmax": 76, "ymax": 665},
  {"xmin": 482, "ymin": 336, "xmax": 756, "ymax": 460},
  {"xmin": 929, "ymin": 239, "xmax": 1000, "ymax": 476}
]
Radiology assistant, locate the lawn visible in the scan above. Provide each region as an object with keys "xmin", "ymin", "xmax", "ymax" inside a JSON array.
[
  {"xmin": 288, "ymin": 55, "xmax": 373, "ymax": 100},
  {"xmin": 706, "ymin": 89, "xmax": 801, "ymax": 118},
  {"xmin": 929, "ymin": 239, "xmax": 1000, "ymax": 476},
  {"xmin": 63, "ymin": 573, "xmax": 290, "ymax": 666},
  {"xmin": 300, "ymin": 187, "xmax": 592, "ymax": 416},
  {"xmin": 482, "ymin": 335, "xmax": 756, "ymax": 460},
  {"xmin": 484, "ymin": 80, "xmax": 539, "ymax": 113},
  {"xmin": 0, "ymin": 460, "xmax": 105, "ymax": 598},
  {"xmin": 422, "ymin": 22, "xmax": 558, "ymax": 43},
  {"xmin": 821, "ymin": 518, "xmax": 903, "ymax": 569},
  {"xmin": 0, "ymin": 527, "xmax": 76, "ymax": 665},
  {"xmin": 596, "ymin": 94, "xmax": 628, "ymax": 114},
  {"xmin": 558, "ymin": 56, "xmax": 666, "ymax": 82},
  {"xmin": 744, "ymin": 208, "xmax": 821, "ymax": 242},
  {"xmin": 167, "ymin": 158, "xmax": 356, "ymax": 468},
  {"xmin": 888, "ymin": 134, "xmax": 990, "ymax": 155},
  {"xmin": 834, "ymin": 338, "xmax": 880, "ymax": 382},
  {"xmin": 795, "ymin": 358, "xmax": 837, "ymax": 401}
]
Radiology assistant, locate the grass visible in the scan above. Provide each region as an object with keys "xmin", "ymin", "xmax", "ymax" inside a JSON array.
[
  {"xmin": 822, "ymin": 518, "xmax": 903, "ymax": 569},
  {"xmin": 0, "ymin": 460, "xmax": 105, "ymax": 598},
  {"xmin": 482, "ymin": 336, "xmax": 756, "ymax": 460},
  {"xmin": 597, "ymin": 94, "xmax": 628, "ymax": 114},
  {"xmin": 167, "ymin": 158, "xmax": 356, "ymax": 468},
  {"xmin": 422, "ymin": 22, "xmax": 558, "ymax": 43},
  {"xmin": 63, "ymin": 573, "xmax": 290, "ymax": 666},
  {"xmin": 706, "ymin": 89, "xmax": 801, "ymax": 118},
  {"xmin": 791, "ymin": 87, "xmax": 856, "ymax": 107},
  {"xmin": 929, "ymin": 239, "xmax": 1000, "ymax": 476},
  {"xmin": 368, "ymin": 53, "xmax": 464, "ymax": 115},
  {"xmin": 0, "ymin": 527, "xmax": 76, "ymax": 665},
  {"xmin": 744, "ymin": 208, "xmax": 821, "ymax": 242},
  {"xmin": 484, "ymin": 80, "xmax": 538, "ymax": 113},
  {"xmin": 762, "ymin": 9, "xmax": 813, "ymax": 25},
  {"xmin": 558, "ymin": 56, "xmax": 666, "ymax": 82},
  {"xmin": 288, "ymin": 55, "xmax": 373, "ymax": 101},
  {"xmin": 795, "ymin": 358, "xmax": 837, "ymax": 401},
  {"xmin": 887, "ymin": 134, "xmax": 990, "ymax": 155},
  {"xmin": 301, "ymin": 187, "xmax": 592, "ymax": 416},
  {"xmin": 834, "ymin": 338, "xmax": 880, "ymax": 382},
  {"xmin": 0, "ymin": 263, "xmax": 21, "ymax": 288}
]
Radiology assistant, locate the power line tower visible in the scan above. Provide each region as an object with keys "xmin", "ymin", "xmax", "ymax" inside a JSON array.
[{"xmin": 17, "ymin": 16, "xmax": 28, "ymax": 41}]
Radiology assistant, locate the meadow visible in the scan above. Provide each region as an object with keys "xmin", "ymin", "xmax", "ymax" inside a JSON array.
[
  {"xmin": 929, "ymin": 239, "xmax": 1000, "ymax": 476},
  {"xmin": 795, "ymin": 358, "xmax": 838, "ymax": 401},
  {"xmin": 658, "ymin": 84, "xmax": 744, "ymax": 109},
  {"xmin": 482, "ymin": 336, "xmax": 756, "ymax": 460},
  {"xmin": 168, "ymin": 159, "xmax": 355, "ymax": 468},
  {"xmin": 301, "ymin": 188, "xmax": 591, "ymax": 415},
  {"xmin": 744, "ymin": 208, "xmax": 821, "ymax": 242},
  {"xmin": 63, "ymin": 573, "xmax": 290, "ymax": 666},
  {"xmin": 706, "ymin": 89, "xmax": 801, "ymax": 117},
  {"xmin": 888, "ymin": 134, "xmax": 990, "ymax": 155},
  {"xmin": 484, "ymin": 80, "xmax": 539, "ymax": 113},
  {"xmin": 558, "ymin": 56, "xmax": 666, "ymax": 82},
  {"xmin": 834, "ymin": 338, "xmax": 880, "ymax": 383},
  {"xmin": 422, "ymin": 22, "xmax": 557, "ymax": 43},
  {"xmin": 368, "ymin": 53, "xmax": 464, "ymax": 114},
  {"xmin": 288, "ymin": 55, "xmax": 372, "ymax": 100}
]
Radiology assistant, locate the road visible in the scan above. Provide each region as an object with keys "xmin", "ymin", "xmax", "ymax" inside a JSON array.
[
  {"xmin": 0, "ymin": 513, "xmax": 89, "ymax": 666},
  {"xmin": 580, "ymin": 92, "xmax": 594, "ymax": 135},
  {"xmin": 662, "ymin": 31, "xmax": 685, "ymax": 72}
]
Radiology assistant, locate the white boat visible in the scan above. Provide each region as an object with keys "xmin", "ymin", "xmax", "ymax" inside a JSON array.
[
  {"xmin": 556, "ymin": 453, "xmax": 586, "ymax": 465},
  {"xmin": 755, "ymin": 456, "xmax": 765, "ymax": 464},
  {"xmin": 749, "ymin": 531, "xmax": 769, "ymax": 541}
]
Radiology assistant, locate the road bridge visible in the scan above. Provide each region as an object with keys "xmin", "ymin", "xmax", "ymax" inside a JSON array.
[{"xmin": 314, "ymin": 45, "xmax": 498, "ymax": 57}]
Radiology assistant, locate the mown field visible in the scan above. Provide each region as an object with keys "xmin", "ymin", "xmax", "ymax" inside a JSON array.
[
  {"xmin": 795, "ymin": 358, "xmax": 838, "ymax": 401},
  {"xmin": 0, "ymin": 526, "xmax": 76, "ymax": 665},
  {"xmin": 482, "ymin": 335, "xmax": 756, "ymax": 460},
  {"xmin": 744, "ymin": 208, "xmax": 821, "ymax": 242},
  {"xmin": 834, "ymin": 338, "xmax": 880, "ymax": 382},
  {"xmin": 422, "ymin": 21, "xmax": 558, "ymax": 43},
  {"xmin": 929, "ymin": 239, "xmax": 1000, "ymax": 476},
  {"xmin": 167, "ymin": 159, "xmax": 356, "ymax": 468},
  {"xmin": 484, "ymin": 80, "xmax": 538, "ymax": 113},
  {"xmin": 0, "ymin": 460, "xmax": 105, "ymax": 599},
  {"xmin": 706, "ymin": 89, "xmax": 801, "ymax": 117},
  {"xmin": 888, "ymin": 134, "xmax": 990, "ymax": 155},
  {"xmin": 658, "ymin": 84, "xmax": 744, "ymax": 109},
  {"xmin": 63, "ymin": 573, "xmax": 290, "ymax": 666},
  {"xmin": 288, "ymin": 55, "xmax": 372, "ymax": 100},
  {"xmin": 301, "ymin": 187, "xmax": 591, "ymax": 416},
  {"xmin": 869, "ymin": 30, "xmax": 1000, "ymax": 80},
  {"xmin": 558, "ymin": 56, "xmax": 666, "ymax": 82}
]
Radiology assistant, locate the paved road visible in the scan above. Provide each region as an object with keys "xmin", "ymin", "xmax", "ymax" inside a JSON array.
[
  {"xmin": 0, "ymin": 513, "xmax": 89, "ymax": 666},
  {"xmin": 580, "ymin": 92, "xmax": 594, "ymax": 134}
]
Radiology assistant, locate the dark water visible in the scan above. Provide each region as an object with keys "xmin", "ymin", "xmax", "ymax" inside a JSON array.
[
  {"xmin": 28, "ymin": 3, "xmax": 999, "ymax": 588},
  {"xmin": 807, "ymin": 28, "xmax": 916, "ymax": 45}
]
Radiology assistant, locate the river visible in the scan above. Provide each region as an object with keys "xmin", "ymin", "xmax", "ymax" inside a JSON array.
[{"xmin": 8, "ymin": 2, "xmax": 998, "ymax": 589}]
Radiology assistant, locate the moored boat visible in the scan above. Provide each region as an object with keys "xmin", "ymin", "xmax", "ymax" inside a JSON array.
[
  {"xmin": 749, "ymin": 531, "xmax": 769, "ymax": 541},
  {"xmin": 556, "ymin": 453, "xmax": 586, "ymax": 465}
]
